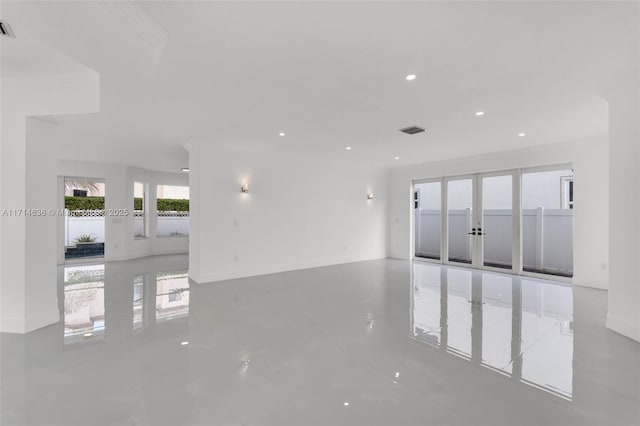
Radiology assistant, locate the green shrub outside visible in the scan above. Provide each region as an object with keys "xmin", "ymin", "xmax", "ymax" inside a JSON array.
[
  {"xmin": 65, "ymin": 196, "xmax": 105, "ymax": 210},
  {"xmin": 156, "ymin": 198, "xmax": 189, "ymax": 212},
  {"xmin": 65, "ymin": 196, "xmax": 189, "ymax": 212}
]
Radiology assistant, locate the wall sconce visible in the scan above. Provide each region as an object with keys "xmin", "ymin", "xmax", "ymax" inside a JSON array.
[
  {"xmin": 241, "ymin": 183, "xmax": 249, "ymax": 193},
  {"xmin": 367, "ymin": 192, "xmax": 374, "ymax": 200}
]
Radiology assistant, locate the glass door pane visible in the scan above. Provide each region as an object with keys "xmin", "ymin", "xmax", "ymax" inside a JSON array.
[
  {"xmin": 481, "ymin": 174, "xmax": 513, "ymax": 270},
  {"xmin": 447, "ymin": 178, "xmax": 473, "ymax": 264},
  {"xmin": 414, "ymin": 181, "xmax": 441, "ymax": 260},
  {"xmin": 521, "ymin": 168, "xmax": 574, "ymax": 277}
]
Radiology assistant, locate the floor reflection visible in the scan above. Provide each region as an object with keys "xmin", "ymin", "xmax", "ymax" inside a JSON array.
[
  {"xmin": 156, "ymin": 271, "xmax": 190, "ymax": 323},
  {"xmin": 412, "ymin": 262, "xmax": 573, "ymax": 399},
  {"xmin": 133, "ymin": 274, "xmax": 144, "ymax": 332},
  {"xmin": 62, "ymin": 263, "xmax": 189, "ymax": 345},
  {"xmin": 3, "ymin": 257, "xmax": 638, "ymax": 426},
  {"xmin": 63, "ymin": 264, "xmax": 106, "ymax": 344}
]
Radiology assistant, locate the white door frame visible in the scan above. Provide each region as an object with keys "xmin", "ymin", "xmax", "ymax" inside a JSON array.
[
  {"xmin": 476, "ymin": 169, "xmax": 519, "ymax": 275},
  {"xmin": 442, "ymin": 174, "xmax": 478, "ymax": 268}
]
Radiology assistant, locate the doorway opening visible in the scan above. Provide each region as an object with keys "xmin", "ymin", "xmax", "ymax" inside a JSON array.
[{"xmin": 63, "ymin": 177, "xmax": 106, "ymax": 262}]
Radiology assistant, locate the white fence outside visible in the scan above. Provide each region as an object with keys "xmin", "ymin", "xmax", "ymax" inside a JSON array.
[
  {"xmin": 415, "ymin": 208, "xmax": 573, "ymax": 275},
  {"xmin": 156, "ymin": 212, "xmax": 190, "ymax": 237},
  {"xmin": 66, "ymin": 211, "xmax": 190, "ymax": 246},
  {"xmin": 66, "ymin": 215, "xmax": 106, "ymax": 245},
  {"xmin": 133, "ymin": 213, "xmax": 144, "ymax": 238}
]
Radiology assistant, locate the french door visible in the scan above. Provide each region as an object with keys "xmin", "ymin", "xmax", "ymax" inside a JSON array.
[
  {"xmin": 418, "ymin": 171, "xmax": 518, "ymax": 273},
  {"xmin": 415, "ymin": 166, "xmax": 574, "ymax": 278}
]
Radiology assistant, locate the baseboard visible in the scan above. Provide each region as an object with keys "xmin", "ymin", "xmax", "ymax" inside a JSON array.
[
  {"xmin": 0, "ymin": 316, "xmax": 27, "ymax": 333},
  {"xmin": 606, "ymin": 313, "xmax": 640, "ymax": 342},
  {"xmin": 151, "ymin": 248, "xmax": 189, "ymax": 256},
  {"xmin": 1, "ymin": 309, "xmax": 60, "ymax": 334},
  {"xmin": 101, "ymin": 253, "xmax": 139, "ymax": 262},
  {"xmin": 106, "ymin": 249, "xmax": 188, "ymax": 262},
  {"xmin": 191, "ymin": 255, "xmax": 387, "ymax": 284},
  {"xmin": 573, "ymin": 280, "xmax": 608, "ymax": 290}
]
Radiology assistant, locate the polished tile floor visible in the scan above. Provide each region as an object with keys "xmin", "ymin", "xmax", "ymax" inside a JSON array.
[{"xmin": 1, "ymin": 255, "xmax": 639, "ymax": 426}]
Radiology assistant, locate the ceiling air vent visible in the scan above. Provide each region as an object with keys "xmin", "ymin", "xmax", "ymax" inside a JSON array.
[
  {"xmin": 0, "ymin": 21, "xmax": 15, "ymax": 38},
  {"xmin": 399, "ymin": 126, "xmax": 425, "ymax": 135}
]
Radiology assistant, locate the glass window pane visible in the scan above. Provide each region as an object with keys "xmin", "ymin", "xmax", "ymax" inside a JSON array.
[
  {"xmin": 414, "ymin": 181, "xmax": 441, "ymax": 260},
  {"xmin": 156, "ymin": 185, "xmax": 190, "ymax": 237},
  {"xmin": 522, "ymin": 169, "xmax": 574, "ymax": 277},
  {"xmin": 134, "ymin": 182, "xmax": 146, "ymax": 238},
  {"xmin": 482, "ymin": 175, "xmax": 512, "ymax": 269},
  {"xmin": 447, "ymin": 179, "xmax": 473, "ymax": 264}
]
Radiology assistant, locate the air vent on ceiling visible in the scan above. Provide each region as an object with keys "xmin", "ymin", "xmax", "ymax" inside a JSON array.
[
  {"xmin": 399, "ymin": 126, "xmax": 425, "ymax": 135},
  {"xmin": 0, "ymin": 21, "xmax": 15, "ymax": 38}
]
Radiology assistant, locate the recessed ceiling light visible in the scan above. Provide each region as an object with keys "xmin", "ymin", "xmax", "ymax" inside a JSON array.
[
  {"xmin": 343, "ymin": 402, "xmax": 350, "ymax": 407},
  {"xmin": 180, "ymin": 341, "xmax": 189, "ymax": 346},
  {"xmin": 279, "ymin": 132, "xmax": 286, "ymax": 136},
  {"xmin": 518, "ymin": 132, "xmax": 526, "ymax": 137},
  {"xmin": 405, "ymin": 74, "xmax": 417, "ymax": 81},
  {"xmin": 475, "ymin": 111, "xmax": 485, "ymax": 116},
  {"xmin": 346, "ymin": 146, "xmax": 352, "ymax": 150},
  {"xmin": 394, "ymin": 157, "xmax": 400, "ymax": 160},
  {"xmin": 180, "ymin": 167, "xmax": 190, "ymax": 172}
]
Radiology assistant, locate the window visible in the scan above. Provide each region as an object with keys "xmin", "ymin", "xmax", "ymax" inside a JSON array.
[
  {"xmin": 156, "ymin": 185, "xmax": 189, "ymax": 237},
  {"xmin": 561, "ymin": 177, "xmax": 574, "ymax": 210},
  {"xmin": 134, "ymin": 182, "xmax": 147, "ymax": 238},
  {"xmin": 522, "ymin": 168, "xmax": 574, "ymax": 277},
  {"xmin": 414, "ymin": 181, "xmax": 441, "ymax": 260}
]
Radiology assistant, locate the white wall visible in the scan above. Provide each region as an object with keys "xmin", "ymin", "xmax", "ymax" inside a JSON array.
[
  {"xmin": 1, "ymin": 67, "xmax": 100, "ymax": 333},
  {"xmin": 388, "ymin": 136, "xmax": 609, "ymax": 289},
  {"xmin": 606, "ymin": 76, "xmax": 639, "ymax": 342},
  {"xmin": 187, "ymin": 143, "xmax": 387, "ymax": 283}
]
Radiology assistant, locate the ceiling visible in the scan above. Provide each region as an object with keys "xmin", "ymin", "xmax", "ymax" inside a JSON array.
[{"xmin": 1, "ymin": 1, "xmax": 638, "ymax": 172}]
